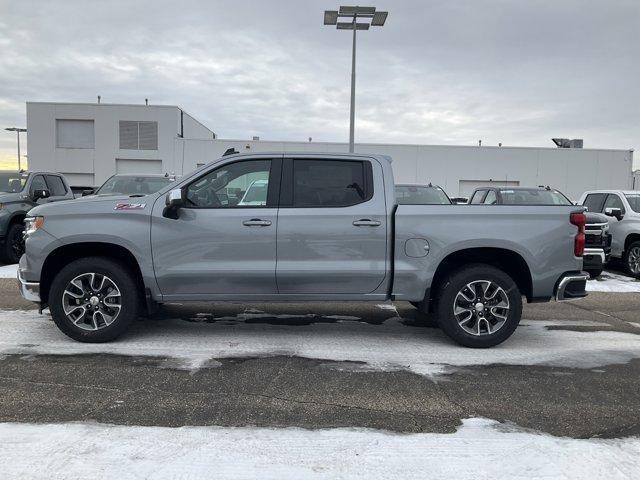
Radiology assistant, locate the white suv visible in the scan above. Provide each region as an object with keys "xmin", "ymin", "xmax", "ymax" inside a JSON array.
[{"xmin": 578, "ymin": 190, "xmax": 640, "ymax": 277}]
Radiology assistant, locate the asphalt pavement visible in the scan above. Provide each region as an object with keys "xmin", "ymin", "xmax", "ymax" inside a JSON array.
[{"xmin": 0, "ymin": 277, "xmax": 639, "ymax": 439}]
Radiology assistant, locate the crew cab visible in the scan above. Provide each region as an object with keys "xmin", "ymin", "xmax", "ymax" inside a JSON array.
[
  {"xmin": 18, "ymin": 153, "xmax": 588, "ymax": 348},
  {"xmin": 0, "ymin": 171, "xmax": 73, "ymax": 263},
  {"xmin": 579, "ymin": 190, "xmax": 640, "ymax": 278},
  {"xmin": 468, "ymin": 186, "xmax": 611, "ymax": 278}
]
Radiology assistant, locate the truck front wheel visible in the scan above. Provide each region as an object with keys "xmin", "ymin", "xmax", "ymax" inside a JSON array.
[
  {"xmin": 49, "ymin": 257, "xmax": 140, "ymax": 342},
  {"xmin": 435, "ymin": 264, "xmax": 522, "ymax": 348}
]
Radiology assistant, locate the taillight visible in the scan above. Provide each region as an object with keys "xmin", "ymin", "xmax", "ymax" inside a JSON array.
[{"xmin": 570, "ymin": 212, "xmax": 586, "ymax": 257}]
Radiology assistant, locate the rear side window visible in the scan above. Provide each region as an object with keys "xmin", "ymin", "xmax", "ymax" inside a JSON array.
[
  {"xmin": 583, "ymin": 193, "xmax": 606, "ymax": 213},
  {"xmin": 291, "ymin": 160, "xmax": 372, "ymax": 207},
  {"xmin": 483, "ymin": 190, "xmax": 497, "ymax": 205},
  {"xmin": 45, "ymin": 175, "xmax": 67, "ymax": 196},
  {"xmin": 470, "ymin": 190, "xmax": 486, "ymax": 204}
]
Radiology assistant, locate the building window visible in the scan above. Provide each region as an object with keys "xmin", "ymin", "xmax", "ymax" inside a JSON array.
[
  {"xmin": 119, "ymin": 121, "xmax": 158, "ymax": 150},
  {"xmin": 56, "ymin": 120, "xmax": 95, "ymax": 149}
]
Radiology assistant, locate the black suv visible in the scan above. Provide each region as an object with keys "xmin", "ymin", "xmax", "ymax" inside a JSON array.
[
  {"xmin": 0, "ymin": 171, "xmax": 74, "ymax": 263},
  {"xmin": 468, "ymin": 186, "xmax": 611, "ymax": 278}
]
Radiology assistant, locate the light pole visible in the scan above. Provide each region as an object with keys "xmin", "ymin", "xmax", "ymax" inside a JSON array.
[
  {"xmin": 324, "ymin": 6, "xmax": 388, "ymax": 153},
  {"xmin": 5, "ymin": 127, "xmax": 27, "ymax": 171}
]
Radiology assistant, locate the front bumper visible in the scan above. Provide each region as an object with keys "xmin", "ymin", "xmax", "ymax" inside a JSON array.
[
  {"xmin": 555, "ymin": 272, "xmax": 589, "ymax": 301},
  {"xmin": 17, "ymin": 268, "xmax": 40, "ymax": 303},
  {"xmin": 583, "ymin": 247, "xmax": 609, "ymax": 270}
]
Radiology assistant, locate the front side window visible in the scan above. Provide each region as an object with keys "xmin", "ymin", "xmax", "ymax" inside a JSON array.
[
  {"xmin": 45, "ymin": 175, "xmax": 67, "ymax": 196},
  {"xmin": 470, "ymin": 190, "xmax": 486, "ymax": 204},
  {"xmin": 603, "ymin": 194, "xmax": 626, "ymax": 214},
  {"xmin": 625, "ymin": 194, "xmax": 640, "ymax": 213},
  {"xmin": 186, "ymin": 160, "xmax": 271, "ymax": 208},
  {"xmin": 483, "ymin": 190, "xmax": 497, "ymax": 205},
  {"xmin": 583, "ymin": 193, "xmax": 606, "ymax": 212},
  {"xmin": 30, "ymin": 175, "xmax": 47, "ymax": 193},
  {"xmin": 292, "ymin": 160, "xmax": 369, "ymax": 207}
]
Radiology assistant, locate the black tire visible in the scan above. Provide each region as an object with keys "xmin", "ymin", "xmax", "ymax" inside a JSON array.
[
  {"xmin": 586, "ymin": 268, "xmax": 603, "ymax": 279},
  {"xmin": 435, "ymin": 264, "xmax": 523, "ymax": 348},
  {"xmin": 1, "ymin": 223, "xmax": 25, "ymax": 264},
  {"xmin": 49, "ymin": 257, "xmax": 140, "ymax": 342},
  {"xmin": 623, "ymin": 241, "xmax": 640, "ymax": 279}
]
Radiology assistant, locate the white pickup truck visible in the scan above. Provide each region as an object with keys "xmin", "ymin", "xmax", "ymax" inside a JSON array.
[{"xmin": 19, "ymin": 152, "xmax": 588, "ymax": 347}]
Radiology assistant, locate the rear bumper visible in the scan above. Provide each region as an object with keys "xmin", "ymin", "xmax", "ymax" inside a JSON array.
[
  {"xmin": 555, "ymin": 272, "xmax": 589, "ymax": 301},
  {"xmin": 17, "ymin": 269, "xmax": 41, "ymax": 303}
]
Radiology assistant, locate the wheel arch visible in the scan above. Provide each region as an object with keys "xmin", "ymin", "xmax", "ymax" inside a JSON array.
[
  {"xmin": 429, "ymin": 247, "xmax": 533, "ymax": 306},
  {"xmin": 624, "ymin": 233, "xmax": 640, "ymax": 252},
  {"xmin": 40, "ymin": 242, "xmax": 145, "ymax": 306}
]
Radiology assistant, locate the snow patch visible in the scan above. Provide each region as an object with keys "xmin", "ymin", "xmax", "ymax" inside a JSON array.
[
  {"xmin": 0, "ymin": 418, "xmax": 638, "ymax": 479},
  {"xmin": 0, "ymin": 264, "xmax": 17, "ymax": 279},
  {"xmin": 587, "ymin": 271, "xmax": 640, "ymax": 292},
  {"xmin": 1, "ymin": 310, "xmax": 639, "ymax": 377}
]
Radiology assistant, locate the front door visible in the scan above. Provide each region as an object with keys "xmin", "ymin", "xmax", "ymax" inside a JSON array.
[
  {"xmin": 151, "ymin": 157, "xmax": 281, "ymax": 297},
  {"xmin": 276, "ymin": 157, "xmax": 388, "ymax": 294}
]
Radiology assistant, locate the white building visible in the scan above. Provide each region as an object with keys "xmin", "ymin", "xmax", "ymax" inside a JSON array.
[{"xmin": 26, "ymin": 101, "xmax": 635, "ymax": 199}]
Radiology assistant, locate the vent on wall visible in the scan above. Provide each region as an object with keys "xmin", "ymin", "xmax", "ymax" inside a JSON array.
[{"xmin": 119, "ymin": 121, "xmax": 158, "ymax": 150}]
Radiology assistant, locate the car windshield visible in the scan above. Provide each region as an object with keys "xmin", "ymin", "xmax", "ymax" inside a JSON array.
[
  {"xmin": 499, "ymin": 189, "xmax": 572, "ymax": 205},
  {"xmin": 96, "ymin": 176, "xmax": 172, "ymax": 195},
  {"xmin": 0, "ymin": 172, "xmax": 28, "ymax": 193},
  {"xmin": 625, "ymin": 194, "xmax": 640, "ymax": 213},
  {"xmin": 395, "ymin": 185, "xmax": 451, "ymax": 205}
]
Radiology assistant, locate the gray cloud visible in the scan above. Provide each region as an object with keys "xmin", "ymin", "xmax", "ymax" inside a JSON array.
[{"xmin": 0, "ymin": 0, "xmax": 638, "ymax": 166}]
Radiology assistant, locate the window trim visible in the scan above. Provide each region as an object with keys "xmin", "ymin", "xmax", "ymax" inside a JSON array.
[
  {"xmin": 470, "ymin": 189, "xmax": 488, "ymax": 204},
  {"xmin": 181, "ymin": 158, "xmax": 282, "ymax": 210},
  {"xmin": 279, "ymin": 158, "xmax": 374, "ymax": 209}
]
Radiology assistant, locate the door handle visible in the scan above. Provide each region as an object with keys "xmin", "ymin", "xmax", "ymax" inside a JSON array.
[
  {"xmin": 243, "ymin": 218, "xmax": 272, "ymax": 227},
  {"xmin": 353, "ymin": 219, "xmax": 381, "ymax": 227}
]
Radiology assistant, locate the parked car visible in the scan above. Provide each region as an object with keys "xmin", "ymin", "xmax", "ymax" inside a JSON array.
[
  {"xmin": 395, "ymin": 184, "xmax": 451, "ymax": 205},
  {"xmin": 83, "ymin": 174, "xmax": 175, "ymax": 197},
  {"xmin": 467, "ymin": 186, "xmax": 611, "ymax": 278},
  {"xmin": 578, "ymin": 190, "xmax": 640, "ymax": 278},
  {"xmin": 0, "ymin": 171, "xmax": 73, "ymax": 264},
  {"xmin": 18, "ymin": 153, "xmax": 588, "ymax": 348}
]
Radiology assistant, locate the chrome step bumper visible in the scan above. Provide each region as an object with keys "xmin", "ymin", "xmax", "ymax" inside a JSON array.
[{"xmin": 555, "ymin": 272, "xmax": 589, "ymax": 301}]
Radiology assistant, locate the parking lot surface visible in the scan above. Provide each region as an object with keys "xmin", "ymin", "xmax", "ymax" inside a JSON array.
[{"xmin": 1, "ymin": 265, "xmax": 639, "ymax": 478}]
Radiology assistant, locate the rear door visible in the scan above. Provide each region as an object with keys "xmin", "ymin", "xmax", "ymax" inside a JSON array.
[
  {"xmin": 275, "ymin": 157, "xmax": 387, "ymax": 294},
  {"xmin": 151, "ymin": 156, "xmax": 281, "ymax": 297}
]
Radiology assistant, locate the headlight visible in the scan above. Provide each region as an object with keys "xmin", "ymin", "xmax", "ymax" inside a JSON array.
[{"xmin": 24, "ymin": 216, "xmax": 45, "ymax": 237}]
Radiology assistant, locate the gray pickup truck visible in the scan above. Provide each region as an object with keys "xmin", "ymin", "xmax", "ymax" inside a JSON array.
[
  {"xmin": 18, "ymin": 153, "xmax": 589, "ymax": 348},
  {"xmin": 0, "ymin": 171, "xmax": 74, "ymax": 263}
]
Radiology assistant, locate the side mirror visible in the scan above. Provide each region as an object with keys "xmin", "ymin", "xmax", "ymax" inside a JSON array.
[
  {"xmin": 604, "ymin": 207, "xmax": 623, "ymax": 221},
  {"xmin": 163, "ymin": 188, "xmax": 185, "ymax": 219},
  {"xmin": 32, "ymin": 189, "xmax": 50, "ymax": 201},
  {"xmin": 82, "ymin": 189, "xmax": 95, "ymax": 196}
]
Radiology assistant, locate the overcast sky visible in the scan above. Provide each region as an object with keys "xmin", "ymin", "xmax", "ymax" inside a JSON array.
[{"xmin": 0, "ymin": 0, "xmax": 638, "ymax": 169}]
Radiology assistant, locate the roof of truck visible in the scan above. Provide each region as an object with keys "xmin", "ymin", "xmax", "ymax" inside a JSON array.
[{"xmin": 218, "ymin": 152, "xmax": 393, "ymax": 163}]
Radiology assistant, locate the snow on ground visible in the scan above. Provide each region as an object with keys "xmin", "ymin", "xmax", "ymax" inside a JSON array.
[
  {"xmin": 586, "ymin": 270, "xmax": 640, "ymax": 292},
  {"xmin": 1, "ymin": 310, "xmax": 639, "ymax": 376},
  {"xmin": 0, "ymin": 263, "xmax": 17, "ymax": 279},
  {"xmin": 0, "ymin": 418, "xmax": 638, "ymax": 479}
]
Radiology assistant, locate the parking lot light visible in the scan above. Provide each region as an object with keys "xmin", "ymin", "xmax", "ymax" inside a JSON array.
[{"xmin": 4, "ymin": 127, "xmax": 27, "ymax": 171}]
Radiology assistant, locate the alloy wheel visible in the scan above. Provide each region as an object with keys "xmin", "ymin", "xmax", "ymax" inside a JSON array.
[
  {"xmin": 453, "ymin": 280, "xmax": 510, "ymax": 336},
  {"xmin": 62, "ymin": 273, "xmax": 122, "ymax": 331},
  {"xmin": 628, "ymin": 246, "xmax": 640, "ymax": 275}
]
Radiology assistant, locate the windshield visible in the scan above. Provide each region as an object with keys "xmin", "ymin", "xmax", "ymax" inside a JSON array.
[
  {"xmin": 0, "ymin": 172, "xmax": 27, "ymax": 193},
  {"xmin": 625, "ymin": 194, "xmax": 640, "ymax": 213},
  {"xmin": 96, "ymin": 176, "xmax": 172, "ymax": 195},
  {"xmin": 499, "ymin": 189, "xmax": 572, "ymax": 205},
  {"xmin": 395, "ymin": 185, "xmax": 451, "ymax": 205}
]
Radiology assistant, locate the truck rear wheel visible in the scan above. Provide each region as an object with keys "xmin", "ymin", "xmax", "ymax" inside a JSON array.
[
  {"xmin": 435, "ymin": 264, "xmax": 522, "ymax": 348},
  {"xmin": 49, "ymin": 257, "xmax": 140, "ymax": 342}
]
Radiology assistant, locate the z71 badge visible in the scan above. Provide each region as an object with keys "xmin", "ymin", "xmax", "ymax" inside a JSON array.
[{"xmin": 114, "ymin": 203, "xmax": 146, "ymax": 210}]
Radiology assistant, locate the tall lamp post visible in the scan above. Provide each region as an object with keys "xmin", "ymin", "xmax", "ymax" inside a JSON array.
[
  {"xmin": 324, "ymin": 6, "xmax": 388, "ymax": 153},
  {"xmin": 5, "ymin": 127, "xmax": 27, "ymax": 171}
]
